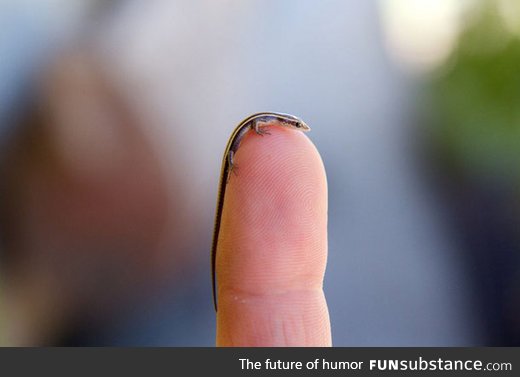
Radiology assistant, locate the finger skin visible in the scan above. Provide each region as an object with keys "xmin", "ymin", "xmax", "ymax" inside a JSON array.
[{"xmin": 215, "ymin": 126, "xmax": 330, "ymax": 346}]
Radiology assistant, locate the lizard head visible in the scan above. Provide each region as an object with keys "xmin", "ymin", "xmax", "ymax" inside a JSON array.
[{"xmin": 281, "ymin": 115, "xmax": 311, "ymax": 132}]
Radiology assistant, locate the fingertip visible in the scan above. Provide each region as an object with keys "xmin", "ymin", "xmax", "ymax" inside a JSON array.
[{"xmin": 215, "ymin": 125, "xmax": 330, "ymax": 346}]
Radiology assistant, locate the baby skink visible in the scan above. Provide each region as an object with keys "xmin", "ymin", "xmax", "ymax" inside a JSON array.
[{"xmin": 211, "ymin": 112, "xmax": 310, "ymax": 311}]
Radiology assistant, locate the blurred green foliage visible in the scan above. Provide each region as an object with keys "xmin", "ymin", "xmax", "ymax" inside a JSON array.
[{"xmin": 430, "ymin": 1, "xmax": 520, "ymax": 181}]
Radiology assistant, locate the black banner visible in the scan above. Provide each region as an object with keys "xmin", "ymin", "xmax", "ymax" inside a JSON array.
[{"xmin": 0, "ymin": 348, "xmax": 516, "ymax": 376}]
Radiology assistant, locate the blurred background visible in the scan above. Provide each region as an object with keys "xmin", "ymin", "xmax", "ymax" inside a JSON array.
[{"xmin": 0, "ymin": 0, "xmax": 518, "ymax": 346}]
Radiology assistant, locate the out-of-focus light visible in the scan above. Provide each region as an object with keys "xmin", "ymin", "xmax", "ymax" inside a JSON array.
[
  {"xmin": 498, "ymin": 0, "xmax": 520, "ymax": 37},
  {"xmin": 379, "ymin": 0, "xmax": 473, "ymax": 73}
]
